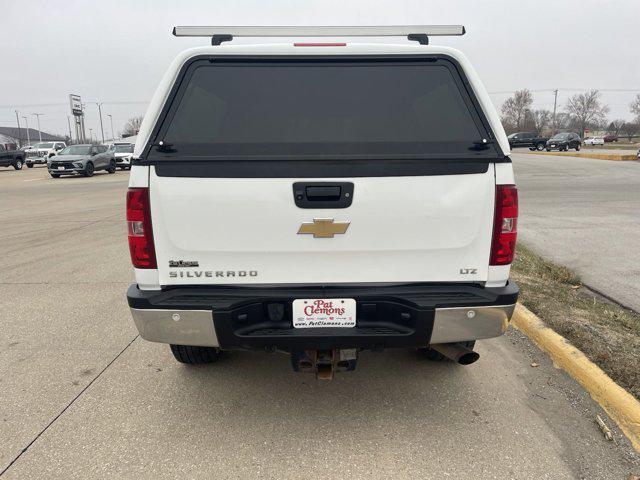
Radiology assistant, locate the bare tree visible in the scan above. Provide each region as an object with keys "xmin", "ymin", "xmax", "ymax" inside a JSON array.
[
  {"xmin": 606, "ymin": 119, "xmax": 625, "ymax": 137},
  {"xmin": 122, "ymin": 116, "xmax": 144, "ymax": 137},
  {"xmin": 621, "ymin": 122, "xmax": 638, "ymax": 142},
  {"xmin": 551, "ymin": 112, "xmax": 571, "ymax": 132},
  {"xmin": 564, "ymin": 90, "xmax": 609, "ymax": 138},
  {"xmin": 500, "ymin": 89, "xmax": 533, "ymax": 132},
  {"xmin": 527, "ymin": 109, "xmax": 552, "ymax": 135},
  {"xmin": 631, "ymin": 94, "xmax": 640, "ymax": 123}
]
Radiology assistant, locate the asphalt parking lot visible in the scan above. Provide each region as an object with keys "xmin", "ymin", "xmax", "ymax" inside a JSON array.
[
  {"xmin": 513, "ymin": 152, "xmax": 640, "ymax": 312},
  {"xmin": 1, "ymin": 163, "xmax": 638, "ymax": 479}
]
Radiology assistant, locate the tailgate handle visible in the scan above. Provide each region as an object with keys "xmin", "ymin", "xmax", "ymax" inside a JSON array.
[
  {"xmin": 306, "ymin": 186, "xmax": 341, "ymax": 200},
  {"xmin": 293, "ymin": 182, "xmax": 354, "ymax": 209}
]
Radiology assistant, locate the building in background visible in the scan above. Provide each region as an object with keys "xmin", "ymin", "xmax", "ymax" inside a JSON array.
[{"xmin": 0, "ymin": 127, "xmax": 65, "ymax": 148}]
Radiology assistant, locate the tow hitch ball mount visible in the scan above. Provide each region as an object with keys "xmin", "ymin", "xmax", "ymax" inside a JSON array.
[{"xmin": 291, "ymin": 349, "xmax": 358, "ymax": 380}]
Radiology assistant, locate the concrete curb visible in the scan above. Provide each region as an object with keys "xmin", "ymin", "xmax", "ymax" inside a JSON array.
[
  {"xmin": 520, "ymin": 151, "xmax": 637, "ymax": 161},
  {"xmin": 511, "ymin": 303, "xmax": 640, "ymax": 453}
]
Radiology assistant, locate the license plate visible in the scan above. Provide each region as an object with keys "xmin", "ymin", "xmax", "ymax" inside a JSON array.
[
  {"xmin": 57, "ymin": 166, "xmax": 65, "ymax": 171},
  {"xmin": 293, "ymin": 298, "xmax": 356, "ymax": 328},
  {"xmin": 550, "ymin": 144, "xmax": 556, "ymax": 147}
]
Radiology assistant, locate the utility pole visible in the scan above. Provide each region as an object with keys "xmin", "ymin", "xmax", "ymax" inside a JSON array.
[
  {"xmin": 22, "ymin": 116, "xmax": 31, "ymax": 146},
  {"xmin": 552, "ymin": 89, "xmax": 559, "ymax": 131},
  {"xmin": 15, "ymin": 110, "xmax": 22, "ymax": 147},
  {"xmin": 96, "ymin": 103, "xmax": 105, "ymax": 144},
  {"xmin": 67, "ymin": 116, "xmax": 73, "ymax": 143},
  {"xmin": 107, "ymin": 114, "xmax": 115, "ymax": 141},
  {"xmin": 32, "ymin": 113, "xmax": 44, "ymax": 142}
]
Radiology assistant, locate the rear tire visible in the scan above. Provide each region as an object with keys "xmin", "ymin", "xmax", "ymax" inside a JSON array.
[
  {"xmin": 170, "ymin": 344, "xmax": 221, "ymax": 364},
  {"xmin": 575, "ymin": 144, "xmax": 581, "ymax": 151},
  {"xmin": 14, "ymin": 159, "xmax": 23, "ymax": 170},
  {"xmin": 107, "ymin": 160, "xmax": 116, "ymax": 174},
  {"xmin": 27, "ymin": 163, "xmax": 34, "ymax": 168},
  {"xmin": 83, "ymin": 162, "xmax": 94, "ymax": 177},
  {"xmin": 536, "ymin": 143, "xmax": 544, "ymax": 151},
  {"xmin": 419, "ymin": 341, "xmax": 476, "ymax": 362}
]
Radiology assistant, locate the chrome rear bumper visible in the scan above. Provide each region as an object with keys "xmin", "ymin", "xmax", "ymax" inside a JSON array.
[
  {"xmin": 430, "ymin": 304, "xmax": 515, "ymax": 343},
  {"xmin": 131, "ymin": 309, "xmax": 219, "ymax": 347},
  {"xmin": 129, "ymin": 303, "xmax": 516, "ymax": 348}
]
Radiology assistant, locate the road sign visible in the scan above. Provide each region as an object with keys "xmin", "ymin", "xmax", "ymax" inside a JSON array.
[{"xmin": 69, "ymin": 94, "xmax": 83, "ymax": 116}]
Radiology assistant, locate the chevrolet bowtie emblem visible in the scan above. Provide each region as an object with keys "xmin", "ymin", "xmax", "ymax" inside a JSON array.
[{"xmin": 297, "ymin": 219, "xmax": 350, "ymax": 238}]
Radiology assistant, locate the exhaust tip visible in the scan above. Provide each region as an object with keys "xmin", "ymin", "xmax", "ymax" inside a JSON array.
[
  {"xmin": 431, "ymin": 342, "xmax": 480, "ymax": 365},
  {"xmin": 458, "ymin": 351, "xmax": 480, "ymax": 365}
]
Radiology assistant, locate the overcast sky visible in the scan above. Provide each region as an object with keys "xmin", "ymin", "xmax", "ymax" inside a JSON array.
[{"xmin": 1, "ymin": 0, "xmax": 639, "ymax": 139}]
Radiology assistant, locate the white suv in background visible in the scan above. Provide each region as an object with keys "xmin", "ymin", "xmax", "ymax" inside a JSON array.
[
  {"xmin": 125, "ymin": 26, "xmax": 519, "ymax": 379},
  {"xmin": 110, "ymin": 143, "xmax": 134, "ymax": 170},
  {"xmin": 24, "ymin": 141, "xmax": 66, "ymax": 167}
]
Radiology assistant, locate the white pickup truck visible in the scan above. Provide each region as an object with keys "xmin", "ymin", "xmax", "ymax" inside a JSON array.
[
  {"xmin": 24, "ymin": 141, "xmax": 66, "ymax": 167},
  {"xmin": 126, "ymin": 26, "xmax": 519, "ymax": 379}
]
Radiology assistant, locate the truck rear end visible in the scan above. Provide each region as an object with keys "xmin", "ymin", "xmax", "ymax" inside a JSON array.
[{"xmin": 126, "ymin": 27, "xmax": 518, "ymax": 378}]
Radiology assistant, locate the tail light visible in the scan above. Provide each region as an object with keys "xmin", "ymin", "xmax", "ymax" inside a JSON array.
[
  {"xmin": 490, "ymin": 184, "xmax": 518, "ymax": 265},
  {"xmin": 126, "ymin": 187, "xmax": 156, "ymax": 269}
]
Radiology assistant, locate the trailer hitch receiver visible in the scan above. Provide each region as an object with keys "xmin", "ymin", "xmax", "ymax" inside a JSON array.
[{"xmin": 291, "ymin": 349, "xmax": 358, "ymax": 380}]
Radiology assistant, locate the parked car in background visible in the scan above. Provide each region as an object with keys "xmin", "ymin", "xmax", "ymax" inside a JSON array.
[
  {"xmin": 0, "ymin": 144, "xmax": 25, "ymax": 170},
  {"xmin": 603, "ymin": 135, "xmax": 618, "ymax": 143},
  {"xmin": 546, "ymin": 133, "xmax": 581, "ymax": 152},
  {"xmin": 111, "ymin": 143, "xmax": 134, "ymax": 170},
  {"xmin": 48, "ymin": 144, "xmax": 116, "ymax": 178},
  {"xmin": 507, "ymin": 132, "xmax": 549, "ymax": 151},
  {"xmin": 24, "ymin": 141, "xmax": 66, "ymax": 167},
  {"xmin": 583, "ymin": 136, "xmax": 605, "ymax": 146}
]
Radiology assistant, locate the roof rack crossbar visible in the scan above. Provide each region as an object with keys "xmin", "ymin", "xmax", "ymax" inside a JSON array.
[{"xmin": 172, "ymin": 25, "xmax": 466, "ymax": 39}]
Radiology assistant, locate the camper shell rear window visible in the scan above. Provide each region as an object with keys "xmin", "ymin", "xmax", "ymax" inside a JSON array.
[{"xmin": 146, "ymin": 56, "xmax": 500, "ymax": 161}]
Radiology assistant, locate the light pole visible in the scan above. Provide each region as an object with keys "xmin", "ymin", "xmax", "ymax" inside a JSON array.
[
  {"xmin": 96, "ymin": 103, "xmax": 105, "ymax": 144},
  {"xmin": 15, "ymin": 110, "xmax": 22, "ymax": 147},
  {"xmin": 67, "ymin": 116, "xmax": 73, "ymax": 143},
  {"xmin": 552, "ymin": 89, "xmax": 558, "ymax": 132},
  {"xmin": 32, "ymin": 113, "xmax": 44, "ymax": 142},
  {"xmin": 89, "ymin": 128, "xmax": 94, "ymax": 142},
  {"xmin": 107, "ymin": 114, "xmax": 115, "ymax": 141},
  {"xmin": 22, "ymin": 116, "xmax": 31, "ymax": 146}
]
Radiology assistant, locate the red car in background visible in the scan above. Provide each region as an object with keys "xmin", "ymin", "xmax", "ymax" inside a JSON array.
[{"xmin": 603, "ymin": 135, "xmax": 618, "ymax": 142}]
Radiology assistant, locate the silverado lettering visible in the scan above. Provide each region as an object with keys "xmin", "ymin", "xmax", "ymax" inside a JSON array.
[{"xmin": 169, "ymin": 271, "xmax": 258, "ymax": 278}]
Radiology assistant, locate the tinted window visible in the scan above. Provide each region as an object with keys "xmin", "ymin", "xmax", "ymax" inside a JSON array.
[
  {"xmin": 114, "ymin": 144, "xmax": 134, "ymax": 153},
  {"xmin": 60, "ymin": 145, "xmax": 91, "ymax": 155},
  {"xmin": 155, "ymin": 60, "xmax": 495, "ymax": 160}
]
